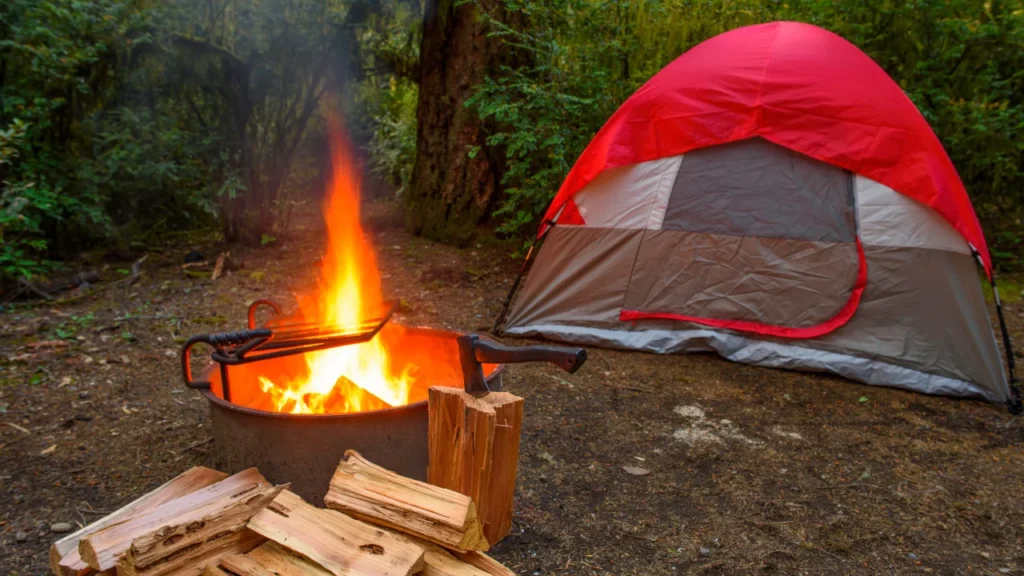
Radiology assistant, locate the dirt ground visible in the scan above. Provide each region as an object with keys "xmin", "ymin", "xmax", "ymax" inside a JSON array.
[{"xmin": 2, "ymin": 202, "xmax": 1023, "ymax": 576}]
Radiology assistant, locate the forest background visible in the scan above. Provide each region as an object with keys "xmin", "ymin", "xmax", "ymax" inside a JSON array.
[{"xmin": 1, "ymin": 0, "xmax": 1021, "ymax": 285}]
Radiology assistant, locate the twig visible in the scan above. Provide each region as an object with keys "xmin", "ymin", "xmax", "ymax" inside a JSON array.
[
  {"xmin": 184, "ymin": 437, "xmax": 214, "ymax": 452},
  {"xmin": 544, "ymin": 374, "xmax": 573, "ymax": 387},
  {"xmin": 42, "ymin": 255, "xmax": 150, "ymax": 307},
  {"xmin": 591, "ymin": 351, "xmax": 614, "ymax": 371},
  {"xmin": 1, "ymin": 284, "xmax": 27, "ymax": 304},
  {"xmin": 129, "ymin": 255, "xmax": 148, "ymax": 285},
  {"xmin": 18, "ymin": 278, "xmax": 53, "ymax": 301},
  {"xmin": 2, "ymin": 422, "xmax": 30, "ymax": 434},
  {"xmin": 812, "ymin": 546, "xmax": 845, "ymax": 562},
  {"xmin": 826, "ymin": 482, "xmax": 887, "ymax": 490},
  {"xmin": 211, "ymin": 252, "xmax": 227, "ymax": 280},
  {"xmin": 78, "ymin": 508, "xmax": 115, "ymax": 515},
  {"xmin": 613, "ymin": 384, "xmax": 652, "ymax": 393}
]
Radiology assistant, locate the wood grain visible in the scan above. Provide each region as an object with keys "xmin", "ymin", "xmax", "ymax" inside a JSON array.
[
  {"xmin": 80, "ymin": 468, "xmax": 269, "ymax": 572},
  {"xmin": 428, "ymin": 386, "xmax": 524, "ymax": 546},
  {"xmin": 325, "ymin": 449, "xmax": 489, "ymax": 552},
  {"xmin": 50, "ymin": 467, "xmax": 229, "ymax": 576},
  {"xmin": 116, "ymin": 482, "xmax": 284, "ymax": 576},
  {"xmin": 248, "ymin": 490, "xmax": 425, "ymax": 576}
]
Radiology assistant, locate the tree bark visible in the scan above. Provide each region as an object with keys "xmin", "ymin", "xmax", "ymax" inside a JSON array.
[{"xmin": 406, "ymin": 0, "xmax": 502, "ymax": 245}]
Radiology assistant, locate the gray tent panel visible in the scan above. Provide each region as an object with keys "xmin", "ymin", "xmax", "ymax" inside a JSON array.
[
  {"xmin": 622, "ymin": 231, "xmax": 860, "ymax": 327},
  {"xmin": 663, "ymin": 138, "xmax": 856, "ymax": 242},
  {"xmin": 505, "ymin": 226, "xmax": 1008, "ymax": 402},
  {"xmin": 814, "ymin": 246, "xmax": 1005, "ymax": 391},
  {"xmin": 506, "ymin": 227, "xmax": 641, "ymax": 328}
]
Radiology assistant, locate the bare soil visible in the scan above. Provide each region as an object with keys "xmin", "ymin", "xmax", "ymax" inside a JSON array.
[{"xmin": 2, "ymin": 202, "xmax": 1022, "ymax": 576}]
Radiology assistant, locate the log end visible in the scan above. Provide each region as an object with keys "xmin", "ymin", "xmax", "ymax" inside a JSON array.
[
  {"xmin": 77, "ymin": 538, "xmax": 104, "ymax": 572},
  {"xmin": 48, "ymin": 543, "xmax": 64, "ymax": 576},
  {"xmin": 457, "ymin": 501, "xmax": 490, "ymax": 553}
]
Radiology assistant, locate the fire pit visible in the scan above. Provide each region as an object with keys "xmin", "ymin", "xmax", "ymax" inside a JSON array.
[
  {"xmin": 178, "ymin": 127, "xmax": 584, "ymax": 502},
  {"xmin": 184, "ymin": 318, "xmax": 505, "ymax": 501}
]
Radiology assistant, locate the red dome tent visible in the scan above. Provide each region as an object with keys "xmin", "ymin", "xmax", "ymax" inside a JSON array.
[{"xmin": 502, "ymin": 21, "xmax": 1018, "ymax": 409}]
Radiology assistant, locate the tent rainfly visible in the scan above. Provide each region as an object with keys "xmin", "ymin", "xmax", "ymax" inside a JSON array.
[{"xmin": 500, "ymin": 21, "xmax": 1021, "ymax": 413}]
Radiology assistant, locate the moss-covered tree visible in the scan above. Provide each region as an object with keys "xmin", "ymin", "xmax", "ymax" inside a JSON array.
[{"xmin": 405, "ymin": 0, "xmax": 502, "ymax": 245}]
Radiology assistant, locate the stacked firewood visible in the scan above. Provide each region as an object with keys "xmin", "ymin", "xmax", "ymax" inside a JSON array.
[{"xmin": 49, "ymin": 451, "xmax": 515, "ymax": 576}]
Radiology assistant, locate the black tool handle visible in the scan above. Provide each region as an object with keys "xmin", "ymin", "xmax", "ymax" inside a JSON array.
[
  {"xmin": 472, "ymin": 338, "xmax": 587, "ymax": 374},
  {"xmin": 180, "ymin": 329, "xmax": 272, "ymax": 395}
]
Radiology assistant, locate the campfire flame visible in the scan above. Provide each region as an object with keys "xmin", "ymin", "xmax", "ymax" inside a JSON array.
[{"xmin": 254, "ymin": 125, "xmax": 416, "ymax": 414}]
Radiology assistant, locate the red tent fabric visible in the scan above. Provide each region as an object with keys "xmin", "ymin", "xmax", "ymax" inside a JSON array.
[{"xmin": 540, "ymin": 21, "xmax": 992, "ymax": 276}]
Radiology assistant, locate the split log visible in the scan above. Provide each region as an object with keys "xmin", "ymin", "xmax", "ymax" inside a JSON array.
[
  {"xmin": 219, "ymin": 553, "xmax": 277, "ymax": 576},
  {"xmin": 50, "ymin": 466, "xmax": 229, "ymax": 576},
  {"xmin": 380, "ymin": 526, "xmax": 516, "ymax": 576},
  {"xmin": 248, "ymin": 489, "xmax": 425, "ymax": 576},
  {"xmin": 449, "ymin": 551, "xmax": 516, "ymax": 576},
  {"xmin": 428, "ymin": 386, "xmax": 524, "ymax": 546},
  {"xmin": 153, "ymin": 529, "xmax": 264, "ymax": 576},
  {"xmin": 324, "ymin": 450, "xmax": 489, "ymax": 552},
  {"xmin": 219, "ymin": 542, "xmax": 331, "ymax": 576},
  {"xmin": 79, "ymin": 468, "xmax": 271, "ymax": 572},
  {"xmin": 115, "ymin": 482, "xmax": 284, "ymax": 576}
]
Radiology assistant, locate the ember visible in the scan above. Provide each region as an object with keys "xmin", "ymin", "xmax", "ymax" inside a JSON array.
[{"xmin": 248, "ymin": 124, "xmax": 419, "ymax": 415}]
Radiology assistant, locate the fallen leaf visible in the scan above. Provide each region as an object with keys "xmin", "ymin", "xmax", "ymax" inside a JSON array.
[
  {"xmin": 121, "ymin": 404, "xmax": 132, "ymax": 415},
  {"xmin": 622, "ymin": 465, "xmax": 651, "ymax": 476},
  {"xmin": 41, "ymin": 444, "xmax": 57, "ymax": 455},
  {"xmin": 59, "ymin": 376, "xmax": 72, "ymax": 388},
  {"xmin": 858, "ymin": 396, "xmax": 870, "ymax": 403},
  {"xmin": 538, "ymin": 452, "xmax": 557, "ymax": 465}
]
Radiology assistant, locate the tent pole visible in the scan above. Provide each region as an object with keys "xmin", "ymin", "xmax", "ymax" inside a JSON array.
[
  {"xmin": 977, "ymin": 251, "xmax": 1022, "ymax": 415},
  {"xmin": 491, "ymin": 220, "xmax": 556, "ymax": 335}
]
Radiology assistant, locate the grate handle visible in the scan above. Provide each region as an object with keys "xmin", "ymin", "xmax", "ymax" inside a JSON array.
[{"xmin": 180, "ymin": 329, "xmax": 272, "ymax": 395}]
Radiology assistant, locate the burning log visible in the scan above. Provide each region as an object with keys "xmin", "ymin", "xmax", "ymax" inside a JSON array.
[
  {"xmin": 302, "ymin": 376, "xmax": 390, "ymax": 414},
  {"xmin": 427, "ymin": 387, "xmax": 524, "ymax": 547},
  {"xmin": 79, "ymin": 468, "xmax": 276, "ymax": 573},
  {"xmin": 50, "ymin": 466, "xmax": 229, "ymax": 576},
  {"xmin": 248, "ymin": 489, "xmax": 425, "ymax": 576},
  {"xmin": 324, "ymin": 450, "xmax": 489, "ymax": 552}
]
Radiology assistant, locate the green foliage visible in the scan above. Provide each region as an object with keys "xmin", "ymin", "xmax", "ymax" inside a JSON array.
[
  {"xmin": 0, "ymin": 0, "xmax": 144, "ymax": 280},
  {"xmin": 468, "ymin": 0, "xmax": 1024, "ymax": 270},
  {"xmin": 780, "ymin": 0, "xmax": 1024, "ymax": 270},
  {"xmin": 0, "ymin": 0, "xmax": 229, "ymax": 282},
  {"xmin": 364, "ymin": 77, "xmax": 418, "ymax": 196},
  {"xmin": 358, "ymin": 0, "xmax": 421, "ymax": 197}
]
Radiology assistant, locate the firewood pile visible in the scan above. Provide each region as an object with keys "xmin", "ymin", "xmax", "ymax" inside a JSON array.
[{"xmin": 49, "ymin": 450, "xmax": 515, "ymax": 576}]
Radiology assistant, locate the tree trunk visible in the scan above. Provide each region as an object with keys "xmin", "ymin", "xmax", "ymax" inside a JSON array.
[{"xmin": 406, "ymin": 0, "xmax": 501, "ymax": 245}]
